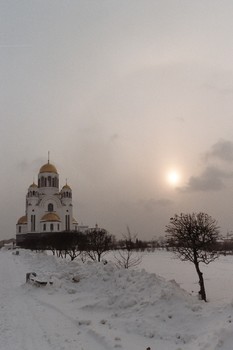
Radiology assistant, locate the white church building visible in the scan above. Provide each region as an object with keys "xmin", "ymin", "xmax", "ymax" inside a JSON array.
[{"xmin": 16, "ymin": 159, "xmax": 85, "ymax": 243}]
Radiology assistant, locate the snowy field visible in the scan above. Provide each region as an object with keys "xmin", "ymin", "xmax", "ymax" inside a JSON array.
[{"xmin": 1, "ymin": 248, "xmax": 233, "ymax": 350}]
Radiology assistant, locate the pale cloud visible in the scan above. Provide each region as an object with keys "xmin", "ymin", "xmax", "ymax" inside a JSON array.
[
  {"xmin": 203, "ymin": 70, "xmax": 233, "ymax": 95},
  {"xmin": 203, "ymin": 83, "xmax": 233, "ymax": 95},
  {"xmin": 140, "ymin": 198, "xmax": 173, "ymax": 212},
  {"xmin": 179, "ymin": 140, "xmax": 233, "ymax": 193},
  {"xmin": 17, "ymin": 157, "xmax": 46, "ymax": 173},
  {"xmin": 174, "ymin": 117, "xmax": 185, "ymax": 123},
  {"xmin": 110, "ymin": 133, "xmax": 120, "ymax": 142},
  {"xmin": 179, "ymin": 166, "xmax": 233, "ymax": 192},
  {"xmin": 205, "ymin": 139, "xmax": 233, "ymax": 163}
]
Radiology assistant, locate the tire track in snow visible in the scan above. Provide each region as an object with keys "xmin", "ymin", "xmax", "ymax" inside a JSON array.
[
  {"xmin": 0, "ymin": 252, "xmax": 54, "ymax": 350},
  {"xmin": 0, "ymin": 251, "xmax": 116, "ymax": 350},
  {"xmin": 28, "ymin": 292, "xmax": 118, "ymax": 350}
]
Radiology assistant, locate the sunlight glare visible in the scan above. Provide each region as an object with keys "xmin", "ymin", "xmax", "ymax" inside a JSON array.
[{"xmin": 167, "ymin": 170, "xmax": 181, "ymax": 186}]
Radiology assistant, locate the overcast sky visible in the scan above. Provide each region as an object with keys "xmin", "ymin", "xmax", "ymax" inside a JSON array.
[{"xmin": 2, "ymin": 1, "xmax": 233, "ymax": 240}]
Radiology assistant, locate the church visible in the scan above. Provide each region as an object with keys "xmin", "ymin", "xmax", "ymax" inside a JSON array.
[{"xmin": 16, "ymin": 158, "xmax": 85, "ymax": 244}]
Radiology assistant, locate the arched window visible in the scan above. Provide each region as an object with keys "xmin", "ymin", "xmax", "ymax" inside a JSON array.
[
  {"xmin": 48, "ymin": 203, "xmax": 54, "ymax": 212},
  {"xmin": 48, "ymin": 176, "xmax": 51, "ymax": 187},
  {"xmin": 55, "ymin": 177, "xmax": 59, "ymax": 188},
  {"xmin": 50, "ymin": 223, "xmax": 54, "ymax": 231},
  {"xmin": 31, "ymin": 215, "xmax": 36, "ymax": 232},
  {"xmin": 65, "ymin": 215, "xmax": 70, "ymax": 231}
]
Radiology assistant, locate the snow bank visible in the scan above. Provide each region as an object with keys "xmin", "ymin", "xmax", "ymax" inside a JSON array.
[
  {"xmin": 5, "ymin": 249, "xmax": 233, "ymax": 350},
  {"xmin": 19, "ymin": 251, "xmax": 205, "ymax": 345}
]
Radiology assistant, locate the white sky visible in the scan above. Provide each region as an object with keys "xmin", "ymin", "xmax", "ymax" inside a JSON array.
[{"xmin": 2, "ymin": 1, "xmax": 233, "ymax": 240}]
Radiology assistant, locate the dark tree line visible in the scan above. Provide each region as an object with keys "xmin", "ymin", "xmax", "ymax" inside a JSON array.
[
  {"xmin": 18, "ymin": 226, "xmax": 148, "ymax": 268},
  {"xmin": 18, "ymin": 229, "xmax": 155, "ymax": 259},
  {"xmin": 19, "ymin": 228, "xmax": 115, "ymax": 262}
]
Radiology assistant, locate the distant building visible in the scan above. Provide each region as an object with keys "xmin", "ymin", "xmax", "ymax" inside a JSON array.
[{"xmin": 16, "ymin": 159, "xmax": 88, "ymax": 244}]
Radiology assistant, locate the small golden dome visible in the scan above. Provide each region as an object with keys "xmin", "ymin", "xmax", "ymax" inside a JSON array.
[
  {"xmin": 39, "ymin": 162, "xmax": 58, "ymax": 174},
  {"xmin": 40, "ymin": 212, "xmax": 61, "ymax": 222},
  {"xmin": 29, "ymin": 182, "xmax": 38, "ymax": 188},
  {"xmin": 62, "ymin": 184, "xmax": 71, "ymax": 190},
  {"xmin": 17, "ymin": 215, "xmax": 27, "ymax": 225}
]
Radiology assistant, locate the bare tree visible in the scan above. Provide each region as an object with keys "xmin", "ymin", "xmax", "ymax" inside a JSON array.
[
  {"xmin": 166, "ymin": 212, "xmax": 220, "ymax": 302},
  {"xmin": 86, "ymin": 226, "xmax": 114, "ymax": 262},
  {"xmin": 64, "ymin": 231, "xmax": 87, "ymax": 261},
  {"xmin": 114, "ymin": 227, "xmax": 142, "ymax": 269}
]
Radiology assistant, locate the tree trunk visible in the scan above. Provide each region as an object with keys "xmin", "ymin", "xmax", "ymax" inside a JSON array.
[{"xmin": 194, "ymin": 262, "xmax": 207, "ymax": 302}]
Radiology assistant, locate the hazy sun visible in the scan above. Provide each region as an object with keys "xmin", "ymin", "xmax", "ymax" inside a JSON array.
[{"xmin": 166, "ymin": 170, "xmax": 181, "ymax": 186}]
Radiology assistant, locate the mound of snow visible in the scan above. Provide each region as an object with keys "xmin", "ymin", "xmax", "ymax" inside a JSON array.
[
  {"xmin": 9, "ymin": 249, "xmax": 233, "ymax": 350},
  {"xmin": 19, "ymin": 250, "xmax": 206, "ymax": 344}
]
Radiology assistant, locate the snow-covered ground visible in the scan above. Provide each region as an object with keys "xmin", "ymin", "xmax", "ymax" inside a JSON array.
[{"xmin": 1, "ymin": 248, "xmax": 233, "ymax": 350}]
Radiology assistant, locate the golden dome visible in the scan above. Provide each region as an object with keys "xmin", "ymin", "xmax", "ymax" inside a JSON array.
[
  {"xmin": 17, "ymin": 215, "xmax": 27, "ymax": 225},
  {"xmin": 62, "ymin": 184, "xmax": 71, "ymax": 190},
  {"xmin": 29, "ymin": 182, "xmax": 38, "ymax": 188},
  {"xmin": 40, "ymin": 212, "xmax": 61, "ymax": 222},
  {"xmin": 39, "ymin": 162, "xmax": 58, "ymax": 174}
]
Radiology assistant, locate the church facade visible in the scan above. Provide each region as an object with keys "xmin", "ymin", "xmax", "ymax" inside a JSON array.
[{"xmin": 16, "ymin": 159, "xmax": 84, "ymax": 244}]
